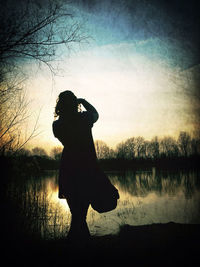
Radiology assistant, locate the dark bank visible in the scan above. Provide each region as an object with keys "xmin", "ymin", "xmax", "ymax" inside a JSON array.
[
  {"xmin": 1, "ymin": 164, "xmax": 200, "ymax": 266},
  {"xmin": 2, "ymin": 222, "xmax": 200, "ymax": 267}
]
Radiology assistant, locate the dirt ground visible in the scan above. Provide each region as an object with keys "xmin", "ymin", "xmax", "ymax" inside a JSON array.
[{"xmin": 3, "ymin": 222, "xmax": 200, "ymax": 267}]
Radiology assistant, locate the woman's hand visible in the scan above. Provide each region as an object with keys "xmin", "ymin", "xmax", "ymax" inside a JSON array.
[
  {"xmin": 77, "ymin": 98, "xmax": 85, "ymax": 104},
  {"xmin": 77, "ymin": 98, "xmax": 99, "ymax": 123}
]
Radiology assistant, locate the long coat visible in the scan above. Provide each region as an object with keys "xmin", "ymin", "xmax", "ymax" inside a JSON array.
[{"xmin": 52, "ymin": 112, "xmax": 97, "ymax": 199}]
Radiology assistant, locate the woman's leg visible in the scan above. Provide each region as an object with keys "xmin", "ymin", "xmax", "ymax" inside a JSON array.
[{"xmin": 66, "ymin": 196, "xmax": 90, "ymax": 241}]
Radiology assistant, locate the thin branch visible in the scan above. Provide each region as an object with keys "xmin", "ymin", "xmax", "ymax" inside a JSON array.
[{"xmin": 13, "ymin": 111, "xmax": 41, "ymax": 154}]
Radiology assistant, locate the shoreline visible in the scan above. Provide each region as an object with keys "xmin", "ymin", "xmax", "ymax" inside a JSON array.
[{"xmin": 4, "ymin": 222, "xmax": 200, "ymax": 266}]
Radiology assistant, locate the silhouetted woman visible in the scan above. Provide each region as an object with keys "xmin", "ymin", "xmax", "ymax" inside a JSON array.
[{"xmin": 52, "ymin": 90, "xmax": 99, "ymax": 242}]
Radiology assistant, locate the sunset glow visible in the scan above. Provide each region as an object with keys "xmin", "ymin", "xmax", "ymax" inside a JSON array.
[
  {"xmin": 26, "ymin": 44, "xmax": 198, "ymax": 153},
  {"xmin": 23, "ymin": 1, "xmax": 199, "ymax": 153}
]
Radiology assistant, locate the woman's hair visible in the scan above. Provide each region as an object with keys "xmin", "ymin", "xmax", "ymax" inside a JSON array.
[{"xmin": 54, "ymin": 90, "xmax": 78, "ymax": 118}]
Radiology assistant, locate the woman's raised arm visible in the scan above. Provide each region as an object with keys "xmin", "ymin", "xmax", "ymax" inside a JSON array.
[{"xmin": 78, "ymin": 98, "xmax": 99, "ymax": 123}]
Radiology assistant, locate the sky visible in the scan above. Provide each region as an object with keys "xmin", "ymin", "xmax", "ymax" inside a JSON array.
[{"xmin": 24, "ymin": 0, "xmax": 200, "ymax": 153}]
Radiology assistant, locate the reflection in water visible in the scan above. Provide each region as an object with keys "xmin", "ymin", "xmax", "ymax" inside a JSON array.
[{"xmin": 8, "ymin": 169, "xmax": 200, "ymax": 239}]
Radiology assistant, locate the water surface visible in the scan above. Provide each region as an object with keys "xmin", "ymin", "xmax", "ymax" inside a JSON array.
[{"xmin": 8, "ymin": 168, "xmax": 200, "ymax": 239}]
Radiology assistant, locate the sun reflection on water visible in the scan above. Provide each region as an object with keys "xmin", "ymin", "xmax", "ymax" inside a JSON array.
[
  {"xmin": 21, "ymin": 170, "xmax": 200, "ymax": 238},
  {"xmin": 50, "ymin": 190, "xmax": 70, "ymax": 211}
]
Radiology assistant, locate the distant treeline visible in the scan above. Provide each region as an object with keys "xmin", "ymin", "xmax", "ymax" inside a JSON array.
[
  {"xmin": 1, "ymin": 131, "xmax": 200, "ymax": 174},
  {"xmin": 95, "ymin": 131, "xmax": 200, "ymax": 170},
  {"xmin": 95, "ymin": 131, "xmax": 200, "ymax": 160}
]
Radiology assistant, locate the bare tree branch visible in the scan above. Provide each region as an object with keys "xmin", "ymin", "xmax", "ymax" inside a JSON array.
[{"xmin": 0, "ymin": 0, "xmax": 88, "ymax": 154}]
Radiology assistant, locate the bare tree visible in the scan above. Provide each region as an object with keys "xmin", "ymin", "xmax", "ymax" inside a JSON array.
[
  {"xmin": 50, "ymin": 146, "xmax": 62, "ymax": 160},
  {"xmin": 95, "ymin": 140, "xmax": 111, "ymax": 159},
  {"xmin": 147, "ymin": 137, "xmax": 160, "ymax": 159},
  {"xmin": 116, "ymin": 141, "xmax": 126, "ymax": 159},
  {"xmin": 0, "ymin": 0, "xmax": 87, "ymax": 154},
  {"xmin": 0, "ymin": 88, "xmax": 40, "ymax": 154},
  {"xmin": 123, "ymin": 138, "xmax": 135, "ymax": 159},
  {"xmin": 190, "ymin": 138, "xmax": 200, "ymax": 155},
  {"xmin": 16, "ymin": 148, "xmax": 32, "ymax": 157},
  {"xmin": 0, "ymin": 0, "xmax": 87, "ymax": 71},
  {"xmin": 32, "ymin": 147, "xmax": 47, "ymax": 157},
  {"xmin": 178, "ymin": 131, "xmax": 191, "ymax": 157},
  {"xmin": 135, "ymin": 137, "xmax": 145, "ymax": 158},
  {"xmin": 116, "ymin": 137, "xmax": 147, "ymax": 159},
  {"xmin": 108, "ymin": 148, "xmax": 116, "ymax": 159},
  {"xmin": 160, "ymin": 136, "xmax": 179, "ymax": 158}
]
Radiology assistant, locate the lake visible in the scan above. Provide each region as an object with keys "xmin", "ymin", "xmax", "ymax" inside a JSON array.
[{"xmin": 7, "ymin": 168, "xmax": 200, "ymax": 239}]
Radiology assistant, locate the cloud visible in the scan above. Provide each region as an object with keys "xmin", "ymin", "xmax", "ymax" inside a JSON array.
[{"xmin": 71, "ymin": 0, "xmax": 200, "ymax": 69}]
